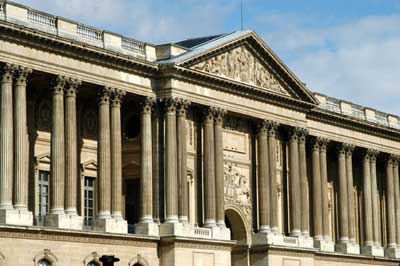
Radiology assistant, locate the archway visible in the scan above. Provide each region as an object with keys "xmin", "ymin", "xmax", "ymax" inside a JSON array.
[{"xmin": 225, "ymin": 208, "xmax": 250, "ymax": 266}]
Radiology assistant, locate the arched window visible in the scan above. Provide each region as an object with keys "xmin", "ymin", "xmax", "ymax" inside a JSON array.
[
  {"xmin": 87, "ymin": 261, "xmax": 100, "ymax": 266},
  {"xmin": 38, "ymin": 259, "xmax": 51, "ymax": 266}
]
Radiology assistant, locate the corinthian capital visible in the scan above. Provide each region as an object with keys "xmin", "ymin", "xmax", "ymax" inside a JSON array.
[
  {"xmin": 213, "ymin": 107, "xmax": 226, "ymax": 125},
  {"xmin": 51, "ymin": 75, "xmax": 67, "ymax": 95},
  {"xmin": 257, "ymin": 119, "xmax": 279, "ymax": 136},
  {"xmin": 14, "ymin": 66, "xmax": 32, "ymax": 84},
  {"xmin": 0, "ymin": 63, "xmax": 17, "ymax": 83},
  {"xmin": 367, "ymin": 149, "xmax": 380, "ymax": 161},
  {"xmin": 140, "ymin": 96, "xmax": 156, "ymax": 114},
  {"xmin": 162, "ymin": 97, "xmax": 180, "ymax": 113},
  {"xmin": 110, "ymin": 88, "xmax": 126, "ymax": 107},
  {"xmin": 98, "ymin": 86, "xmax": 113, "ymax": 105},
  {"xmin": 65, "ymin": 78, "xmax": 81, "ymax": 97},
  {"xmin": 176, "ymin": 98, "xmax": 191, "ymax": 117}
]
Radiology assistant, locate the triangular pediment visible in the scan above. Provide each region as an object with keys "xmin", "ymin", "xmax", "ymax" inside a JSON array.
[
  {"xmin": 170, "ymin": 31, "xmax": 318, "ymax": 105},
  {"xmin": 190, "ymin": 45, "xmax": 289, "ymax": 96}
]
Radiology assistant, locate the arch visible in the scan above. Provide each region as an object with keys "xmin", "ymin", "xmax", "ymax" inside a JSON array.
[
  {"xmin": 225, "ymin": 206, "xmax": 251, "ymax": 246},
  {"xmin": 83, "ymin": 252, "xmax": 101, "ymax": 266},
  {"xmin": 33, "ymin": 249, "xmax": 57, "ymax": 266},
  {"xmin": 128, "ymin": 254, "xmax": 149, "ymax": 266}
]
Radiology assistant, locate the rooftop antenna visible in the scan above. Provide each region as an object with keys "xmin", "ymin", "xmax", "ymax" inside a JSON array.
[{"xmin": 240, "ymin": 1, "xmax": 244, "ymax": 30}]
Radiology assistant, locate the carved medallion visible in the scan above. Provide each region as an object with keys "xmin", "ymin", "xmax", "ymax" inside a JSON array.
[{"xmin": 192, "ymin": 45, "xmax": 288, "ymax": 94}]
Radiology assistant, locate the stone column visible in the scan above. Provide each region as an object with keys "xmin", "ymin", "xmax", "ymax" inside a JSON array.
[
  {"xmin": 386, "ymin": 157, "xmax": 396, "ymax": 248},
  {"xmin": 288, "ymin": 128, "xmax": 301, "ymax": 237},
  {"xmin": 268, "ymin": 121, "xmax": 279, "ymax": 232},
  {"xmin": 151, "ymin": 106, "xmax": 161, "ymax": 223},
  {"xmin": 214, "ymin": 108, "xmax": 226, "ymax": 227},
  {"xmin": 97, "ymin": 87, "xmax": 113, "ymax": 219},
  {"xmin": 0, "ymin": 64, "xmax": 16, "ymax": 211},
  {"xmin": 319, "ymin": 138, "xmax": 330, "ymax": 240},
  {"xmin": 164, "ymin": 98, "xmax": 179, "ymax": 223},
  {"xmin": 177, "ymin": 99, "xmax": 190, "ymax": 223},
  {"xmin": 298, "ymin": 129, "xmax": 309, "ymax": 236},
  {"xmin": 204, "ymin": 107, "xmax": 216, "ymax": 227},
  {"xmin": 13, "ymin": 66, "xmax": 32, "ymax": 211},
  {"xmin": 393, "ymin": 158, "xmax": 400, "ymax": 247},
  {"xmin": 369, "ymin": 150, "xmax": 380, "ymax": 246},
  {"xmin": 337, "ymin": 144, "xmax": 349, "ymax": 243},
  {"xmin": 346, "ymin": 145, "xmax": 356, "ymax": 244},
  {"xmin": 257, "ymin": 120, "xmax": 270, "ymax": 233},
  {"xmin": 49, "ymin": 76, "xmax": 67, "ymax": 215},
  {"xmin": 362, "ymin": 151, "xmax": 373, "ymax": 246},
  {"xmin": 110, "ymin": 89, "xmax": 125, "ymax": 218},
  {"xmin": 311, "ymin": 138, "xmax": 322, "ymax": 240},
  {"xmin": 64, "ymin": 79, "xmax": 80, "ymax": 215}
]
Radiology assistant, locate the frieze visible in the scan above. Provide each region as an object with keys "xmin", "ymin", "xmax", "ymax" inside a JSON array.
[
  {"xmin": 224, "ymin": 163, "xmax": 251, "ymax": 218},
  {"xmin": 191, "ymin": 45, "xmax": 288, "ymax": 95}
]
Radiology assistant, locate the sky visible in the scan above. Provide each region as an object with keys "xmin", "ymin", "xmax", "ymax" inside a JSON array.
[{"xmin": 14, "ymin": 0, "xmax": 400, "ymax": 114}]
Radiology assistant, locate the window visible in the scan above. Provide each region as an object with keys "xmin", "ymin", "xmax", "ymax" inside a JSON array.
[
  {"xmin": 84, "ymin": 177, "xmax": 95, "ymax": 226},
  {"xmin": 38, "ymin": 259, "xmax": 50, "ymax": 266},
  {"xmin": 38, "ymin": 170, "xmax": 50, "ymax": 224}
]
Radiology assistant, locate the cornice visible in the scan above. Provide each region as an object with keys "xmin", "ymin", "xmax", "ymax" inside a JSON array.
[
  {"xmin": 161, "ymin": 65, "xmax": 315, "ymax": 114},
  {"xmin": 308, "ymin": 108, "xmax": 400, "ymax": 141},
  {"xmin": 0, "ymin": 21, "xmax": 158, "ymax": 78}
]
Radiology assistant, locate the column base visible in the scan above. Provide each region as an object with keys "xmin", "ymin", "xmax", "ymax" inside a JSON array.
[
  {"xmin": 253, "ymin": 232, "xmax": 284, "ymax": 246},
  {"xmin": 134, "ymin": 222, "xmax": 159, "ymax": 236},
  {"xmin": 210, "ymin": 225, "xmax": 230, "ymax": 240},
  {"xmin": 385, "ymin": 247, "xmax": 400, "ymax": 259},
  {"xmin": 45, "ymin": 213, "xmax": 82, "ymax": 230},
  {"xmin": 94, "ymin": 217, "xmax": 127, "ymax": 234},
  {"xmin": 335, "ymin": 242, "xmax": 360, "ymax": 254},
  {"xmin": 0, "ymin": 208, "xmax": 33, "ymax": 226},
  {"xmin": 361, "ymin": 245, "xmax": 384, "ymax": 257},
  {"xmin": 298, "ymin": 235, "xmax": 314, "ymax": 249},
  {"xmin": 315, "ymin": 239, "xmax": 335, "ymax": 252},
  {"xmin": 160, "ymin": 222, "xmax": 194, "ymax": 237}
]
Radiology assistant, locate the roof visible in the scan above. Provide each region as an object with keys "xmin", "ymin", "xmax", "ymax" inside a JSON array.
[{"xmin": 175, "ymin": 34, "xmax": 226, "ymax": 49}]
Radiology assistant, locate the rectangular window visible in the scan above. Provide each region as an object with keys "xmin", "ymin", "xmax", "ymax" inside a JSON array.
[
  {"xmin": 38, "ymin": 170, "xmax": 50, "ymax": 224},
  {"xmin": 84, "ymin": 177, "xmax": 95, "ymax": 226}
]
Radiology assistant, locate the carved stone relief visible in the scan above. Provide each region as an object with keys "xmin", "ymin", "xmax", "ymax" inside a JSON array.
[
  {"xmin": 224, "ymin": 162, "xmax": 251, "ymax": 218},
  {"xmin": 192, "ymin": 45, "xmax": 288, "ymax": 94}
]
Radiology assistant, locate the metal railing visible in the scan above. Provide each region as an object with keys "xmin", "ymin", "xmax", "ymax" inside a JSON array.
[
  {"xmin": 122, "ymin": 37, "xmax": 145, "ymax": 54},
  {"xmin": 77, "ymin": 24, "xmax": 103, "ymax": 41},
  {"xmin": 27, "ymin": 9, "xmax": 56, "ymax": 28}
]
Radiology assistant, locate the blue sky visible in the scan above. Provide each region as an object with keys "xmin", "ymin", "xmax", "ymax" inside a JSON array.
[{"xmin": 14, "ymin": 0, "xmax": 400, "ymax": 114}]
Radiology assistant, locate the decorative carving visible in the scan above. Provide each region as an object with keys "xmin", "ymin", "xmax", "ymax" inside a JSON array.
[
  {"xmin": 51, "ymin": 75, "xmax": 67, "ymax": 94},
  {"xmin": 140, "ymin": 96, "xmax": 156, "ymax": 114},
  {"xmin": 213, "ymin": 107, "xmax": 226, "ymax": 125},
  {"xmin": 0, "ymin": 63, "xmax": 17, "ymax": 82},
  {"xmin": 111, "ymin": 88, "xmax": 126, "ymax": 107},
  {"xmin": 65, "ymin": 78, "xmax": 81, "ymax": 97},
  {"xmin": 37, "ymin": 99, "xmax": 52, "ymax": 130},
  {"xmin": 366, "ymin": 149, "xmax": 379, "ymax": 161},
  {"xmin": 224, "ymin": 163, "xmax": 251, "ymax": 216},
  {"xmin": 14, "ymin": 66, "xmax": 32, "ymax": 84},
  {"xmin": 128, "ymin": 254, "xmax": 149, "ymax": 266},
  {"xmin": 98, "ymin": 86, "xmax": 113, "ymax": 105},
  {"xmin": 192, "ymin": 45, "xmax": 287, "ymax": 94},
  {"xmin": 257, "ymin": 120, "xmax": 279, "ymax": 136},
  {"xmin": 162, "ymin": 97, "xmax": 180, "ymax": 113},
  {"xmin": 176, "ymin": 99, "xmax": 191, "ymax": 117}
]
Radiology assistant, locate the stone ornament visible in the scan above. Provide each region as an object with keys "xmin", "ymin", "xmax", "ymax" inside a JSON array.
[
  {"xmin": 111, "ymin": 88, "xmax": 126, "ymax": 107},
  {"xmin": 224, "ymin": 163, "xmax": 251, "ymax": 216},
  {"xmin": 64, "ymin": 78, "xmax": 81, "ymax": 97},
  {"xmin": 191, "ymin": 45, "xmax": 288, "ymax": 95},
  {"xmin": 0, "ymin": 63, "xmax": 17, "ymax": 82},
  {"xmin": 14, "ymin": 66, "xmax": 32, "ymax": 84}
]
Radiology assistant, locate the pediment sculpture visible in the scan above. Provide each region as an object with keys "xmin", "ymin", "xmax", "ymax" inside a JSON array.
[{"xmin": 191, "ymin": 45, "xmax": 288, "ymax": 95}]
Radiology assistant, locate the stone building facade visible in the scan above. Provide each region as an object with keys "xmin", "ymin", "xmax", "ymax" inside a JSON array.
[{"xmin": 0, "ymin": 1, "xmax": 399, "ymax": 266}]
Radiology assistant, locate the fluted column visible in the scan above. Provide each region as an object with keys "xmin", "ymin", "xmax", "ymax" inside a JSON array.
[
  {"xmin": 386, "ymin": 157, "xmax": 396, "ymax": 248},
  {"xmin": 139, "ymin": 97, "xmax": 155, "ymax": 223},
  {"xmin": 288, "ymin": 128, "xmax": 301, "ymax": 236},
  {"xmin": 49, "ymin": 76, "xmax": 67, "ymax": 215},
  {"xmin": 64, "ymin": 79, "xmax": 80, "ymax": 214},
  {"xmin": 369, "ymin": 150, "xmax": 380, "ymax": 246},
  {"xmin": 298, "ymin": 129, "xmax": 309, "ymax": 236},
  {"xmin": 151, "ymin": 106, "xmax": 161, "ymax": 223},
  {"xmin": 13, "ymin": 66, "xmax": 31, "ymax": 210},
  {"xmin": 311, "ymin": 139, "xmax": 322, "ymax": 240},
  {"xmin": 345, "ymin": 145, "xmax": 356, "ymax": 244},
  {"xmin": 204, "ymin": 107, "xmax": 216, "ymax": 227},
  {"xmin": 214, "ymin": 108, "xmax": 226, "ymax": 227},
  {"xmin": 257, "ymin": 120, "xmax": 270, "ymax": 233},
  {"xmin": 0, "ymin": 63, "xmax": 15, "ymax": 210},
  {"xmin": 393, "ymin": 157, "xmax": 400, "ymax": 247},
  {"xmin": 177, "ymin": 99, "xmax": 190, "ymax": 223},
  {"xmin": 362, "ymin": 151, "xmax": 373, "ymax": 246},
  {"xmin": 110, "ymin": 89, "xmax": 125, "ymax": 218},
  {"xmin": 97, "ymin": 87, "xmax": 113, "ymax": 219},
  {"xmin": 268, "ymin": 121, "xmax": 279, "ymax": 232},
  {"xmin": 319, "ymin": 138, "xmax": 330, "ymax": 240},
  {"xmin": 164, "ymin": 98, "xmax": 179, "ymax": 223},
  {"xmin": 338, "ymin": 144, "xmax": 349, "ymax": 243}
]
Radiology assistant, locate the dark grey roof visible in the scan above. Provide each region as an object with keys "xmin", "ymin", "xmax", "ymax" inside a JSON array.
[{"xmin": 174, "ymin": 34, "xmax": 227, "ymax": 49}]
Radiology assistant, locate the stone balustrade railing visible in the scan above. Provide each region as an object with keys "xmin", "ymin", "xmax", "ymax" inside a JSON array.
[
  {"xmin": 315, "ymin": 93, "xmax": 400, "ymax": 129},
  {"xmin": 0, "ymin": 1, "xmax": 155, "ymax": 60}
]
